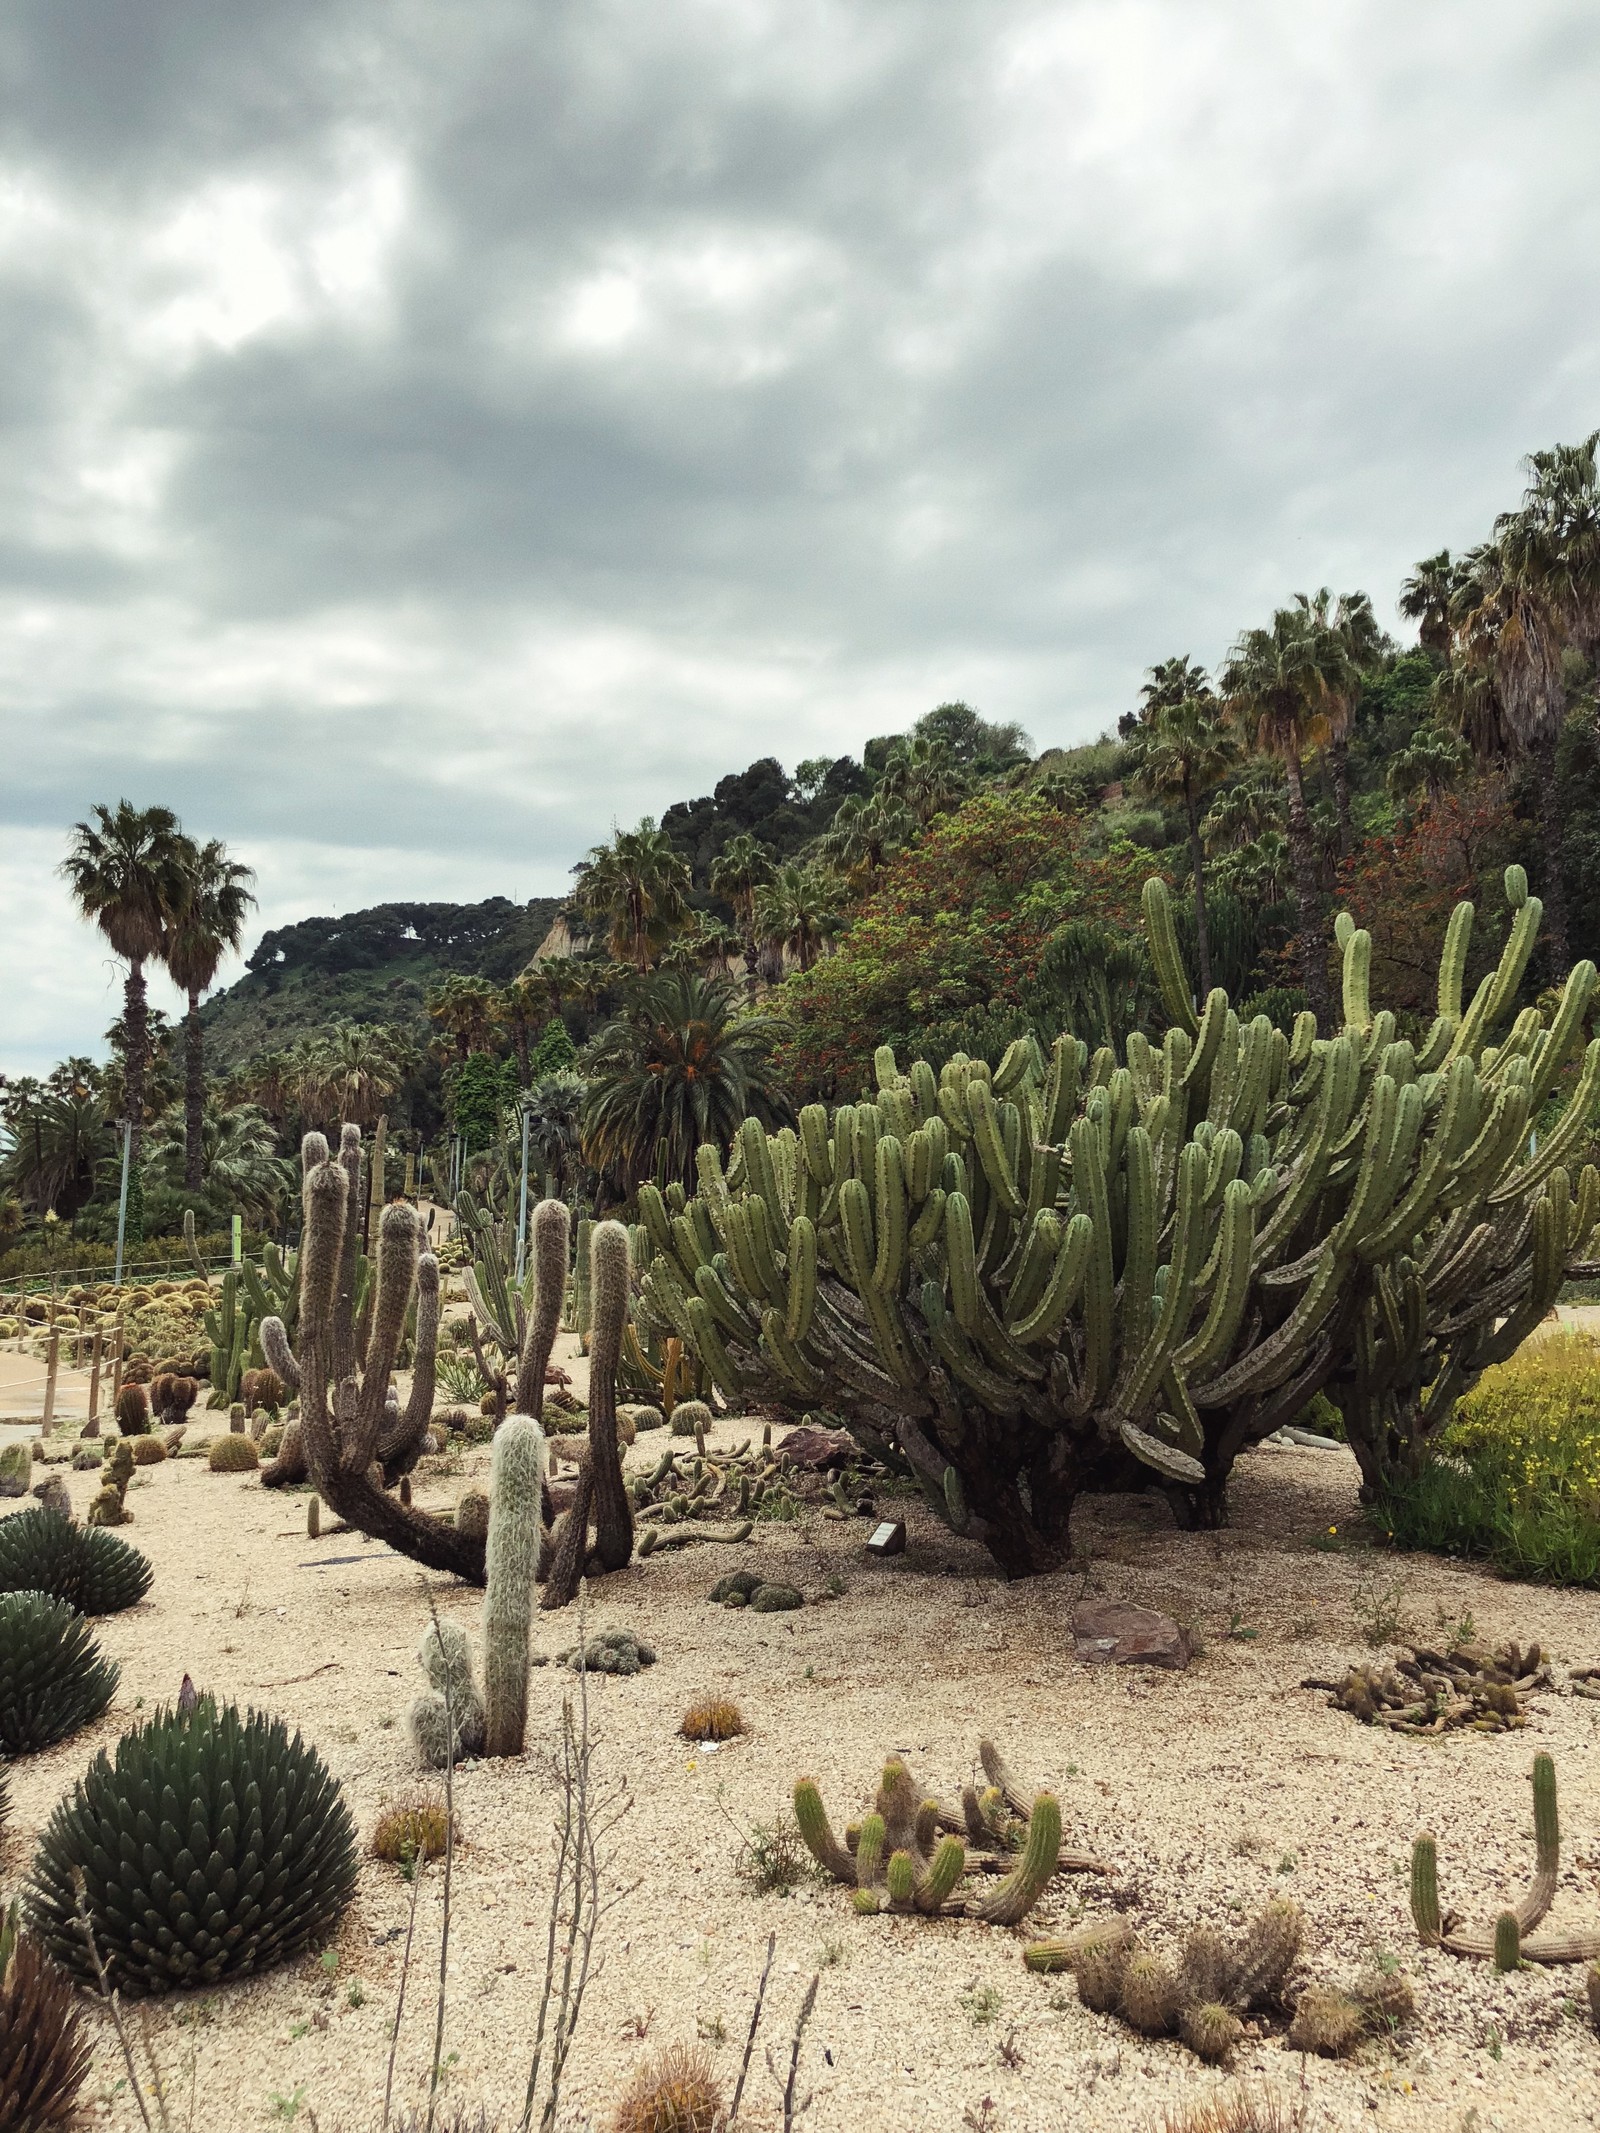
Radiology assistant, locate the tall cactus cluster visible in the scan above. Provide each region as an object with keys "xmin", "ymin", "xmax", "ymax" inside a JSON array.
[
  {"xmin": 639, "ymin": 870, "xmax": 1600, "ymax": 1573},
  {"xmin": 261, "ymin": 1128, "xmax": 633, "ymax": 1601},
  {"xmin": 254, "ymin": 1125, "xmax": 466, "ymax": 1571}
]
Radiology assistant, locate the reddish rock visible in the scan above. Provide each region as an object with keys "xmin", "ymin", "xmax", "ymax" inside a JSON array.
[
  {"xmin": 775, "ymin": 1425, "xmax": 857, "ymax": 1472},
  {"xmin": 1073, "ymin": 1601, "xmax": 1191, "ymax": 1671}
]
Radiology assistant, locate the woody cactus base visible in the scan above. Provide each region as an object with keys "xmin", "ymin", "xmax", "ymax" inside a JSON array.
[{"xmin": 640, "ymin": 869, "xmax": 1599, "ymax": 1572}]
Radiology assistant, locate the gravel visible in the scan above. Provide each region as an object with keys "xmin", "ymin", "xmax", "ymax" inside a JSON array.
[{"xmin": 2, "ymin": 1329, "xmax": 1597, "ymax": 2132}]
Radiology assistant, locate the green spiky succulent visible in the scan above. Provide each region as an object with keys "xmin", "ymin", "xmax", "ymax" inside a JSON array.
[
  {"xmin": 27, "ymin": 1694, "xmax": 359, "ymax": 1996},
  {"xmin": 0, "ymin": 1507, "xmax": 153, "ymax": 1616},
  {"xmin": 0, "ymin": 1592, "xmax": 119, "ymax": 1756}
]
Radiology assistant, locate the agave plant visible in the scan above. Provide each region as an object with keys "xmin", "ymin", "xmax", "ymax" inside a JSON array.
[
  {"xmin": 28, "ymin": 1694, "xmax": 359, "ymax": 1996},
  {"xmin": 0, "ymin": 1592, "xmax": 119, "ymax": 1756},
  {"xmin": 0, "ymin": 1905, "xmax": 91, "ymax": 2133},
  {"xmin": 0, "ymin": 1507, "xmax": 153, "ymax": 1616}
]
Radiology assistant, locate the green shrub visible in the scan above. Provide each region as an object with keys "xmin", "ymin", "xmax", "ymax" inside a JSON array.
[
  {"xmin": 1378, "ymin": 1332, "xmax": 1600, "ymax": 1588},
  {"xmin": 0, "ymin": 1508, "xmax": 153, "ymax": 1615},
  {"xmin": 27, "ymin": 1695, "xmax": 359, "ymax": 1995}
]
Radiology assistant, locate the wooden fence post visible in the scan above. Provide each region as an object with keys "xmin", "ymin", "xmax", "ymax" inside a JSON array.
[{"xmin": 86, "ymin": 1327, "xmax": 104, "ymax": 1436}]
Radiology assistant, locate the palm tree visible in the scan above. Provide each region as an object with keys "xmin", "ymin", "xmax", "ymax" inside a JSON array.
[
  {"xmin": 877, "ymin": 733, "xmax": 968, "ymax": 826},
  {"xmin": 1386, "ymin": 726, "xmax": 1470, "ymax": 810},
  {"xmin": 1220, "ymin": 607, "xmax": 1343, "ymax": 1019},
  {"xmin": 496, "ymin": 974, "xmax": 544, "ymax": 1088},
  {"xmin": 163, "ymin": 838, "xmax": 256, "ymax": 1190},
  {"xmin": 1399, "ymin": 551, "xmax": 1460, "ymax": 660},
  {"xmin": 1446, "ymin": 430, "xmax": 1600, "ymax": 968},
  {"xmin": 302, "ymin": 1022, "xmax": 411, "ymax": 1127},
  {"xmin": 708, "ymin": 832, "xmax": 774, "ymax": 995},
  {"xmin": 1138, "ymin": 655, "xmax": 1213, "ymax": 723},
  {"xmin": 814, "ymin": 790, "xmax": 913, "ymax": 884},
  {"xmin": 142, "ymin": 1101, "xmax": 293, "ymax": 1223},
  {"xmin": 1124, "ymin": 680, "xmax": 1238, "ymax": 997},
  {"xmin": 523, "ymin": 1070, "xmax": 587, "ymax": 1201},
  {"xmin": 1202, "ymin": 767, "xmax": 1284, "ymax": 855},
  {"xmin": 425, "ymin": 973, "xmax": 500, "ymax": 1063},
  {"xmin": 572, "ymin": 820, "xmax": 692, "ymax": 972},
  {"xmin": 1296, "ymin": 589, "xmax": 1383, "ymax": 857},
  {"xmin": 755, "ymin": 862, "xmax": 841, "ymax": 973},
  {"xmin": 581, "ymin": 971, "xmax": 788, "ymax": 1198},
  {"xmin": 1446, "ymin": 536, "xmax": 1572, "ymax": 961},
  {"xmin": 0, "ymin": 1082, "xmax": 114, "ymax": 1219},
  {"xmin": 59, "ymin": 801, "xmax": 189, "ymax": 1157}
]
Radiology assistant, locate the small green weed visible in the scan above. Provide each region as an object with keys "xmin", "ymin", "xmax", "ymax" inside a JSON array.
[{"xmin": 962, "ymin": 1984, "xmax": 1003, "ymax": 2026}]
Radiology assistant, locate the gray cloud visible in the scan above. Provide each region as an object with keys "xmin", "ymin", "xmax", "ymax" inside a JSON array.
[{"xmin": 4, "ymin": 0, "xmax": 1600, "ymax": 1074}]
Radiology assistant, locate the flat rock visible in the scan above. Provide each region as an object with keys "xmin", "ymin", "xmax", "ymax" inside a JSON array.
[
  {"xmin": 1073, "ymin": 1600, "xmax": 1190, "ymax": 1671},
  {"xmin": 775, "ymin": 1424, "xmax": 856, "ymax": 1471}
]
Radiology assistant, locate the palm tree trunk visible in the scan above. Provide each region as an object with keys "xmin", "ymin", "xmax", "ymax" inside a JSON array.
[
  {"xmin": 1282, "ymin": 751, "xmax": 1333, "ymax": 1021},
  {"xmin": 122, "ymin": 958, "xmax": 149, "ymax": 1159},
  {"xmin": 1184, "ymin": 780, "xmax": 1213, "ymax": 999},
  {"xmin": 184, "ymin": 989, "xmax": 206, "ymax": 1191},
  {"xmin": 1530, "ymin": 728, "xmax": 1570, "ymax": 967},
  {"xmin": 743, "ymin": 937, "xmax": 760, "ymax": 1004},
  {"xmin": 511, "ymin": 1021, "xmax": 530, "ymax": 1088},
  {"xmin": 1328, "ymin": 735, "xmax": 1354, "ymax": 858}
]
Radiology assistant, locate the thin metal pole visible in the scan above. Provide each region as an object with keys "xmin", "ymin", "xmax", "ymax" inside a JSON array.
[
  {"xmin": 515, "ymin": 1103, "xmax": 532, "ymax": 1287},
  {"xmin": 113, "ymin": 1121, "xmax": 132, "ymax": 1285}
]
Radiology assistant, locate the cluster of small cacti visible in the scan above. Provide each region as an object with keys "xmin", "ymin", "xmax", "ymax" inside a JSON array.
[
  {"xmin": 86, "ymin": 1437, "xmax": 134, "ymax": 1526},
  {"xmin": 1316, "ymin": 1638, "xmax": 1549, "ymax": 1735},
  {"xmin": 636, "ymin": 870, "xmax": 1600, "ymax": 1571},
  {"xmin": 27, "ymin": 1692, "xmax": 359, "ymax": 1994},
  {"xmin": 1411, "ymin": 1752, "xmax": 1600, "ymax": 1964},
  {"xmin": 149, "ymin": 1371, "xmax": 199, "ymax": 1427},
  {"xmin": 1024, "ymin": 1900, "xmax": 1401, "ymax": 2061},
  {"xmin": 794, "ymin": 1741, "xmax": 1081, "ymax": 1926},
  {"xmin": 0, "ymin": 1589, "xmax": 119, "ymax": 1754},
  {"xmin": 0, "ymin": 1901, "xmax": 92, "ymax": 2133},
  {"xmin": 709, "ymin": 1568, "xmax": 803, "ymax": 1612},
  {"xmin": 628, "ymin": 1429, "xmax": 795, "ymax": 1527},
  {"xmin": 0, "ymin": 1505, "xmax": 152, "ymax": 1614},
  {"xmin": 537, "ymin": 1626, "xmax": 658, "ymax": 1675}
]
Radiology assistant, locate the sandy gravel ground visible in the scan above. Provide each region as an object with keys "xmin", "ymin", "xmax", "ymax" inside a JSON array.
[{"xmin": 3, "ymin": 1330, "xmax": 1599, "ymax": 2133}]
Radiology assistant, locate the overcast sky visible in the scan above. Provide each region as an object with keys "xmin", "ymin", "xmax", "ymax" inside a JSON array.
[{"xmin": 3, "ymin": 0, "xmax": 1598, "ymax": 1078}]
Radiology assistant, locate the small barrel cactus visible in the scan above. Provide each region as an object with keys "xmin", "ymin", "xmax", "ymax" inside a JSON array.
[
  {"xmin": 207, "ymin": 1434, "xmax": 259, "ymax": 1473},
  {"xmin": 27, "ymin": 1694, "xmax": 359, "ymax": 1995}
]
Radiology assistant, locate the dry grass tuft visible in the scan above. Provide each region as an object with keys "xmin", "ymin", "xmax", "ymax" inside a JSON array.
[
  {"xmin": 610, "ymin": 2043, "xmax": 724, "ymax": 2133},
  {"xmin": 1162, "ymin": 2087, "xmax": 1306, "ymax": 2133},
  {"xmin": 679, "ymin": 1696, "xmax": 745, "ymax": 1743}
]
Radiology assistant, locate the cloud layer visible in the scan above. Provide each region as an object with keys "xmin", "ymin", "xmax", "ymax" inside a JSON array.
[{"xmin": 4, "ymin": 0, "xmax": 1599, "ymax": 1072}]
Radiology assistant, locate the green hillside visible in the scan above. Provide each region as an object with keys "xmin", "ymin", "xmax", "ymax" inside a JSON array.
[{"xmin": 199, "ymin": 895, "xmax": 565, "ymax": 1069}]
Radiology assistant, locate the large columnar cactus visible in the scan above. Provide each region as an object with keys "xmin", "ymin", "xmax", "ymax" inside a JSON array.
[
  {"xmin": 641, "ymin": 870, "xmax": 1600, "ymax": 1573},
  {"xmin": 481, "ymin": 1415, "xmax": 544, "ymax": 1755},
  {"xmin": 257, "ymin": 1126, "xmax": 470, "ymax": 1574},
  {"xmin": 1411, "ymin": 1753, "xmax": 1600, "ymax": 1964},
  {"xmin": 541, "ymin": 1218, "xmax": 636, "ymax": 1609}
]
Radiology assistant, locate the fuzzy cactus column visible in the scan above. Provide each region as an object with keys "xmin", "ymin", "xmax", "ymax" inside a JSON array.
[{"xmin": 482, "ymin": 1415, "xmax": 544, "ymax": 1755}]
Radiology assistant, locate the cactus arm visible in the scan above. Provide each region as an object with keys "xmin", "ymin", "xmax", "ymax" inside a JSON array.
[
  {"xmin": 968, "ymin": 1793, "xmax": 1061, "ymax": 1926},
  {"xmin": 1142, "ymin": 877, "xmax": 1199, "ymax": 1035},
  {"xmin": 383, "ymin": 1250, "xmax": 440, "ymax": 1472},
  {"xmin": 584, "ymin": 1221, "xmax": 635, "ymax": 1575}
]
